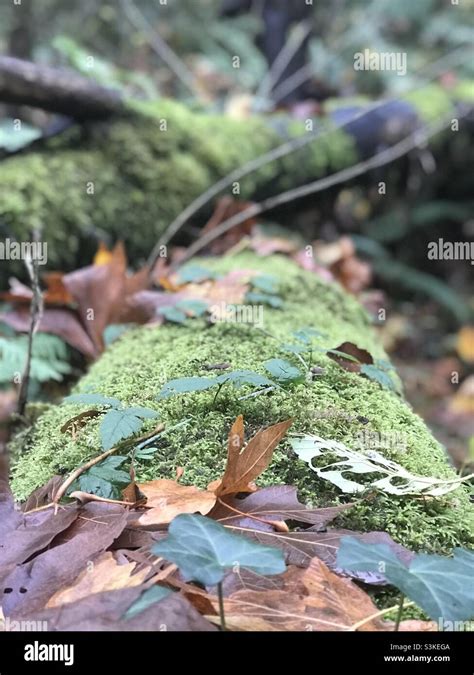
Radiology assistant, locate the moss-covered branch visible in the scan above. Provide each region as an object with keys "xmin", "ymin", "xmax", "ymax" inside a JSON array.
[
  {"xmin": 1, "ymin": 83, "xmax": 471, "ymax": 271},
  {"xmin": 10, "ymin": 252, "xmax": 473, "ymax": 553}
]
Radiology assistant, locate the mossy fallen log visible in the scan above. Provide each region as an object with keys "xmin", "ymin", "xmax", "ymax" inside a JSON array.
[
  {"xmin": 10, "ymin": 252, "xmax": 473, "ymax": 553},
  {"xmin": 1, "ymin": 83, "xmax": 472, "ymax": 271}
]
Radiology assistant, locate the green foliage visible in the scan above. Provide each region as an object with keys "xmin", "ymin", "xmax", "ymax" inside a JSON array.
[
  {"xmin": 245, "ymin": 291, "xmax": 283, "ymax": 308},
  {"xmin": 123, "ymin": 586, "xmax": 173, "ymax": 620},
  {"xmin": 158, "ymin": 370, "xmax": 276, "ymax": 401},
  {"xmin": 157, "ymin": 299, "xmax": 208, "ymax": 324},
  {"xmin": 76, "ymin": 455, "xmax": 130, "ymax": 499},
  {"xmin": 152, "ymin": 514, "xmax": 286, "ymax": 586},
  {"xmin": 250, "ymin": 275, "xmax": 279, "ymax": 295},
  {"xmin": 103, "ymin": 324, "xmax": 132, "ymax": 347},
  {"xmin": 99, "ymin": 408, "xmax": 148, "ymax": 451},
  {"xmin": 158, "ymin": 376, "xmax": 217, "ymax": 399},
  {"xmin": 63, "ymin": 393, "xmax": 158, "ymax": 450},
  {"xmin": 0, "ymin": 333, "xmax": 71, "ymax": 384},
  {"xmin": 0, "ymin": 119, "xmax": 41, "ymax": 152},
  {"xmin": 337, "ymin": 537, "xmax": 474, "ymax": 622},
  {"xmin": 176, "ymin": 266, "xmax": 219, "ymax": 284},
  {"xmin": 264, "ymin": 358, "xmax": 305, "ymax": 386},
  {"xmin": 360, "ymin": 364, "xmax": 396, "ymax": 392},
  {"xmin": 63, "ymin": 393, "xmax": 123, "ymax": 407},
  {"xmin": 245, "ymin": 275, "xmax": 283, "ymax": 308}
]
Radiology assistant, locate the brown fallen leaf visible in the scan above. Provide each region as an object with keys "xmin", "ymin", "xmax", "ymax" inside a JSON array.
[
  {"xmin": 129, "ymin": 479, "xmax": 217, "ymax": 529},
  {"xmin": 0, "ymin": 504, "xmax": 78, "ymax": 568},
  {"xmin": 22, "ymin": 476, "xmax": 64, "ymax": 512},
  {"xmin": 0, "ymin": 307, "xmax": 98, "ymax": 359},
  {"xmin": 327, "ymin": 341, "xmax": 373, "ymax": 373},
  {"xmin": 210, "ymin": 485, "xmax": 353, "ymax": 530},
  {"xmin": 208, "ymin": 557, "xmax": 386, "ymax": 631},
  {"xmin": 0, "ymin": 502, "xmax": 128, "ymax": 615},
  {"xmin": 46, "ymin": 551, "xmax": 150, "ymax": 608},
  {"xmin": 229, "ymin": 525, "xmax": 413, "ymax": 583},
  {"xmin": 212, "ymin": 417, "xmax": 293, "ymax": 497},
  {"xmin": 13, "ymin": 586, "xmax": 216, "ymax": 631},
  {"xmin": 63, "ymin": 241, "xmax": 128, "ymax": 352}
]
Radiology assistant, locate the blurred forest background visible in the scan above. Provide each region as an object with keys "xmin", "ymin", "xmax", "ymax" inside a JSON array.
[{"xmin": 0, "ymin": 0, "xmax": 473, "ymax": 471}]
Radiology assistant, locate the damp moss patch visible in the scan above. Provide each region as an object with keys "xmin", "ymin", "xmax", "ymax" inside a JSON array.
[{"xmin": 10, "ymin": 252, "xmax": 474, "ymax": 553}]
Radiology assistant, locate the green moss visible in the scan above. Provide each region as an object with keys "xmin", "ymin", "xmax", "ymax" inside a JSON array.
[{"xmin": 10, "ymin": 253, "xmax": 473, "ymax": 554}]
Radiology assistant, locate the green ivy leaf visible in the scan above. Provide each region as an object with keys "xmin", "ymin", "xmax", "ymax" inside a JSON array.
[
  {"xmin": 337, "ymin": 537, "xmax": 474, "ymax": 622},
  {"xmin": 100, "ymin": 408, "xmax": 150, "ymax": 450},
  {"xmin": 280, "ymin": 343, "xmax": 309, "ymax": 355},
  {"xmin": 123, "ymin": 586, "xmax": 173, "ymax": 620},
  {"xmin": 63, "ymin": 393, "xmax": 122, "ymax": 408},
  {"xmin": 157, "ymin": 376, "xmax": 217, "ymax": 399},
  {"xmin": 152, "ymin": 514, "xmax": 286, "ymax": 586},
  {"xmin": 264, "ymin": 358, "xmax": 304, "ymax": 385}
]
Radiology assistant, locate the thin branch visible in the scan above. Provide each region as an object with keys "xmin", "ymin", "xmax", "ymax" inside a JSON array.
[
  {"xmin": 256, "ymin": 20, "xmax": 313, "ymax": 104},
  {"xmin": 52, "ymin": 423, "xmax": 164, "ymax": 506},
  {"xmin": 120, "ymin": 0, "xmax": 201, "ymax": 100},
  {"xmin": 174, "ymin": 113, "xmax": 462, "ymax": 267},
  {"xmin": 17, "ymin": 235, "xmax": 44, "ymax": 416},
  {"xmin": 148, "ymin": 46, "xmax": 468, "ymax": 271},
  {"xmin": 271, "ymin": 62, "xmax": 314, "ymax": 106}
]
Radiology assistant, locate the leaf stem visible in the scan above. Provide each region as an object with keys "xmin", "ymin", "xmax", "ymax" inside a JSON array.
[
  {"xmin": 394, "ymin": 594, "xmax": 405, "ymax": 632},
  {"xmin": 217, "ymin": 582, "xmax": 226, "ymax": 632}
]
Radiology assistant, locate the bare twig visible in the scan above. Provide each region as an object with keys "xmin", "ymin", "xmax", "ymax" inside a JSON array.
[
  {"xmin": 17, "ymin": 234, "xmax": 44, "ymax": 416},
  {"xmin": 52, "ymin": 423, "xmax": 164, "ymax": 506},
  {"xmin": 349, "ymin": 600, "xmax": 415, "ymax": 632},
  {"xmin": 148, "ymin": 46, "xmax": 468, "ymax": 271},
  {"xmin": 256, "ymin": 20, "xmax": 313, "ymax": 105},
  {"xmin": 174, "ymin": 113, "xmax": 462, "ymax": 267},
  {"xmin": 120, "ymin": 0, "xmax": 201, "ymax": 100}
]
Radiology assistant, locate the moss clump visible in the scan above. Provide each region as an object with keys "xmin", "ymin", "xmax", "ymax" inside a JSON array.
[
  {"xmin": 10, "ymin": 252, "xmax": 473, "ymax": 554},
  {"xmin": 4, "ymin": 80, "xmax": 472, "ymax": 273},
  {"xmin": 0, "ymin": 97, "xmax": 357, "ymax": 272}
]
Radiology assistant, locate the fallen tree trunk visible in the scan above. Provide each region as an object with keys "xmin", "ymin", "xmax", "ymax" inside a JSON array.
[
  {"xmin": 1, "ymin": 58, "xmax": 472, "ymax": 271},
  {"xmin": 0, "ymin": 56, "xmax": 124, "ymax": 119},
  {"xmin": 10, "ymin": 252, "xmax": 473, "ymax": 553}
]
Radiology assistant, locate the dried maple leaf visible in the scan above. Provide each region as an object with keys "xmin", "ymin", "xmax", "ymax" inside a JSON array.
[
  {"xmin": 211, "ymin": 417, "xmax": 292, "ymax": 497},
  {"xmin": 129, "ymin": 479, "xmax": 217, "ymax": 529}
]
